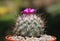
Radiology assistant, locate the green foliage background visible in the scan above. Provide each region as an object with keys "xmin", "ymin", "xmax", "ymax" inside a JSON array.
[{"xmin": 0, "ymin": 0, "xmax": 60, "ymax": 41}]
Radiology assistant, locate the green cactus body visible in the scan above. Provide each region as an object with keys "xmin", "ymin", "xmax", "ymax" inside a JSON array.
[{"xmin": 13, "ymin": 14, "xmax": 45, "ymax": 37}]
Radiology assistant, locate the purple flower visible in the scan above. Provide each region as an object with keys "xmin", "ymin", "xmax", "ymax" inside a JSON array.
[{"xmin": 21, "ymin": 8, "xmax": 36, "ymax": 15}]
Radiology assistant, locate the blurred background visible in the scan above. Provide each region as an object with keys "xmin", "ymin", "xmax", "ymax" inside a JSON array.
[{"xmin": 0, "ymin": 0, "xmax": 60, "ymax": 41}]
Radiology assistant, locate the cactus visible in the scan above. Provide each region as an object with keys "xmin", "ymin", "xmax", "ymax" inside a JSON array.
[{"xmin": 13, "ymin": 8, "xmax": 45, "ymax": 37}]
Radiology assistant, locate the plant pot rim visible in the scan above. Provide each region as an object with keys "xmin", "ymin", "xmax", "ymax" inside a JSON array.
[
  {"xmin": 5, "ymin": 34, "xmax": 22, "ymax": 41},
  {"xmin": 48, "ymin": 36, "xmax": 56, "ymax": 41},
  {"xmin": 5, "ymin": 35, "xmax": 56, "ymax": 41},
  {"xmin": 52, "ymin": 36, "xmax": 56, "ymax": 40}
]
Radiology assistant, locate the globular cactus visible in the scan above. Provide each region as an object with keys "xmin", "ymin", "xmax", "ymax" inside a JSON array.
[{"xmin": 13, "ymin": 8, "xmax": 45, "ymax": 37}]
